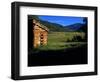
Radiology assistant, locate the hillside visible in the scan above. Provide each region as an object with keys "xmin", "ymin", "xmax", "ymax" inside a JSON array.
[
  {"xmin": 64, "ymin": 23, "xmax": 84, "ymax": 31},
  {"xmin": 28, "ymin": 15, "xmax": 71, "ymax": 32},
  {"xmin": 39, "ymin": 20, "xmax": 71, "ymax": 32}
]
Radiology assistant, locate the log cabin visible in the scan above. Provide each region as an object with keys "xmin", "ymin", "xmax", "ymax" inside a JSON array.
[{"xmin": 32, "ymin": 19, "xmax": 49, "ymax": 48}]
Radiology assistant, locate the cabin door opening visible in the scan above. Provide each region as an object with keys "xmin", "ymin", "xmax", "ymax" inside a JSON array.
[{"xmin": 40, "ymin": 32, "xmax": 44, "ymax": 46}]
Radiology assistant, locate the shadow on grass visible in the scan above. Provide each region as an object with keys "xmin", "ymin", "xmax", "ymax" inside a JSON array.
[{"xmin": 28, "ymin": 44, "xmax": 87, "ymax": 67}]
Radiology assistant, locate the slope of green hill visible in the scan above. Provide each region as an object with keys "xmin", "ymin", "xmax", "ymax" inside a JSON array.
[
  {"xmin": 28, "ymin": 15, "xmax": 71, "ymax": 32},
  {"xmin": 39, "ymin": 20, "xmax": 71, "ymax": 32}
]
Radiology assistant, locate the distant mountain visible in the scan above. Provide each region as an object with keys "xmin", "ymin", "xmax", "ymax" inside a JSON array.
[
  {"xmin": 39, "ymin": 20, "xmax": 71, "ymax": 32},
  {"xmin": 64, "ymin": 23, "xmax": 84, "ymax": 31}
]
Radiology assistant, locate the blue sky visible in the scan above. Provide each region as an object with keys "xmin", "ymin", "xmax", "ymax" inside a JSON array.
[{"xmin": 39, "ymin": 15, "xmax": 85, "ymax": 26}]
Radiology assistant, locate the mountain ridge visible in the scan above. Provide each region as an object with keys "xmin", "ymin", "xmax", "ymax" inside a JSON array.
[{"xmin": 28, "ymin": 15, "xmax": 86, "ymax": 32}]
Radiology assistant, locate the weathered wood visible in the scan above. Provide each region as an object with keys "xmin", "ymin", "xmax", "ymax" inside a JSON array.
[{"xmin": 33, "ymin": 19, "xmax": 48, "ymax": 48}]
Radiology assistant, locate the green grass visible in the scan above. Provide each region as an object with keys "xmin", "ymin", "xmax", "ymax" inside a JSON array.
[
  {"xmin": 48, "ymin": 32, "xmax": 85, "ymax": 42},
  {"xmin": 33, "ymin": 32, "xmax": 87, "ymax": 51}
]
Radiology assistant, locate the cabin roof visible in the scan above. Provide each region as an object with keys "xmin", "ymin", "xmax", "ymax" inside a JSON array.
[{"xmin": 33, "ymin": 19, "xmax": 49, "ymax": 32}]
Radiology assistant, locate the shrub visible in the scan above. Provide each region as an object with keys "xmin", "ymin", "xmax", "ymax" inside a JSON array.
[{"xmin": 66, "ymin": 32, "xmax": 85, "ymax": 42}]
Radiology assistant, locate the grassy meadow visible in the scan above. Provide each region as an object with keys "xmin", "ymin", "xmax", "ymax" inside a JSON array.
[{"xmin": 33, "ymin": 32, "xmax": 87, "ymax": 51}]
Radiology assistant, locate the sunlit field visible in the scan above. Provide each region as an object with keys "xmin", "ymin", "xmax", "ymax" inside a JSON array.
[{"xmin": 33, "ymin": 32, "xmax": 87, "ymax": 51}]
